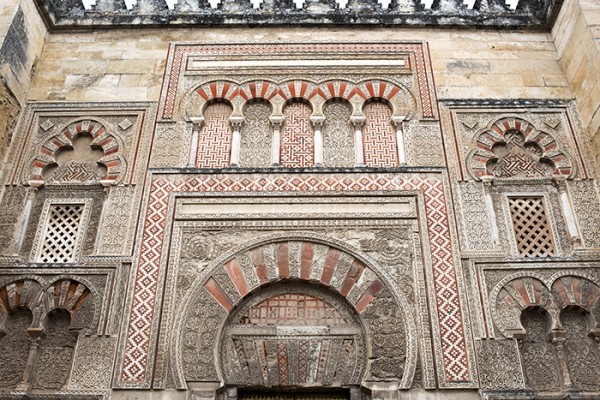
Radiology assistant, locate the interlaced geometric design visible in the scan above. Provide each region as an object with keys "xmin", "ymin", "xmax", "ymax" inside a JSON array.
[
  {"xmin": 240, "ymin": 294, "xmax": 347, "ymax": 326},
  {"xmin": 38, "ymin": 205, "xmax": 84, "ymax": 263},
  {"xmin": 118, "ymin": 173, "xmax": 471, "ymax": 385},
  {"xmin": 280, "ymin": 102, "xmax": 314, "ymax": 167},
  {"xmin": 197, "ymin": 102, "xmax": 233, "ymax": 168},
  {"xmin": 508, "ymin": 197, "xmax": 556, "ymax": 258},
  {"xmin": 362, "ymin": 102, "xmax": 398, "ymax": 167}
]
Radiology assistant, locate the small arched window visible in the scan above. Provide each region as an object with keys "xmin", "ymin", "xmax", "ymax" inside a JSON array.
[{"xmin": 240, "ymin": 100, "xmax": 273, "ymax": 168}]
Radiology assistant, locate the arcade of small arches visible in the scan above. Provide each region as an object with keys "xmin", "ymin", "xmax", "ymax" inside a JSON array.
[
  {"xmin": 182, "ymin": 79, "xmax": 416, "ymax": 169},
  {"xmin": 0, "ymin": 278, "xmax": 96, "ymax": 391},
  {"xmin": 492, "ymin": 274, "xmax": 600, "ymax": 392}
]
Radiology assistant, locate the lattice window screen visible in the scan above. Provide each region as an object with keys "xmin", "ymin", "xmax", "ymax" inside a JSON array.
[
  {"xmin": 508, "ymin": 197, "xmax": 556, "ymax": 258},
  {"xmin": 37, "ymin": 204, "xmax": 84, "ymax": 263}
]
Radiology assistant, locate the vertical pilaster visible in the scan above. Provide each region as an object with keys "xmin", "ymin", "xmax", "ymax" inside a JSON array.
[{"xmin": 351, "ymin": 116, "xmax": 366, "ymax": 167}]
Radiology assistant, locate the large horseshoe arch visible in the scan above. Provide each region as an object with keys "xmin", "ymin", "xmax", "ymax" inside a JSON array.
[{"xmin": 172, "ymin": 233, "xmax": 417, "ymax": 393}]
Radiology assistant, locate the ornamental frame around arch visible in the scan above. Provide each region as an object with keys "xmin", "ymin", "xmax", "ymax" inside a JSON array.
[
  {"xmin": 171, "ymin": 231, "xmax": 418, "ymax": 390},
  {"xmin": 26, "ymin": 118, "xmax": 126, "ymax": 186},
  {"xmin": 466, "ymin": 116, "xmax": 575, "ymax": 182},
  {"xmin": 491, "ymin": 271, "xmax": 600, "ymax": 338}
]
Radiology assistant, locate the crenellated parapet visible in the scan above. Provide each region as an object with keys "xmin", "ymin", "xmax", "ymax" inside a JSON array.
[{"xmin": 35, "ymin": 0, "xmax": 560, "ymax": 28}]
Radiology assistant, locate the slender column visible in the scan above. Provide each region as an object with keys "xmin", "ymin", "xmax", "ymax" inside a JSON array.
[
  {"xmin": 351, "ymin": 116, "xmax": 366, "ymax": 167},
  {"xmin": 14, "ymin": 332, "xmax": 43, "ymax": 395},
  {"xmin": 550, "ymin": 331, "xmax": 573, "ymax": 389},
  {"xmin": 229, "ymin": 117, "xmax": 243, "ymax": 167},
  {"xmin": 312, "ymin": 116, "xmax": 325, "ymax": 167},
  {"xmin": 14, "ymin": 187, "xmax": 36, "ymax": 256},
  {"xmin": 187, "ymin": 117, "xmax": 204, "ymax": 168},
  {"xmin": 482, "ymin": 178, "xmax": 500, "ymax": 246},
  {"xmin": 270, "ymin": 116, "xmax": 284, "ymax": 166},
  {"xmin": 555, "ymin": 178, "xmax": 581, "ymax": 246},
  {"xmin": 392, "ymin": 116, "xmax": 407, "ymax": 165}
]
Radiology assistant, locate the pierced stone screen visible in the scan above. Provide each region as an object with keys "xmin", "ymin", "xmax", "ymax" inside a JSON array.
[
  {"xmin": 508, "ymin": 197, "xmax": 556, "ymax": 258},
  {"xmin": 38, "ymin": 204, "xmax": 84, "ymax": 263}
]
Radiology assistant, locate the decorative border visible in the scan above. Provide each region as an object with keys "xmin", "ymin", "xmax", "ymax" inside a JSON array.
[
  {"xmin": 158, "ymin": 43, "xmax": 437, "ymax": 121},
  {"xmin": 115, "ymin": 171, "xmax": 472, "ymax": 387}
]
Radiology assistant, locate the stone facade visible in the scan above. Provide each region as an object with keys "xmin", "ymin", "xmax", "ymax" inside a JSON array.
[{"xmin": 0, "ymin": 0, "xmax": 599, "ymax": 399}]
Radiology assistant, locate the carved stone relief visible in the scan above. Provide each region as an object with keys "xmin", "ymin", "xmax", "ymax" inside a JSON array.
[
  {"xmin": 0, "ymin": 186, "xmax": 28, "ymax": 255},
  {"xmin": 172, "ymin": 230, "xmax": 417, "ymax": 389},
  {"xmin": 240, "ymin": 101, "xmax": 273, "ymax": 168},
  {"xmin": 69, "ymin": 336, "xmax": 116, "ymax": 390},
  {"xmin": 181, "ymin": 288, "xmax": 226, "ymax": 381},
  {"xmin": 518, "ymin": 308, "xmax": 561, "ymax": 391},
  {"xmin": 361, "ymin": 288, "xmax": 406, "ymax": 381},
  {"xmin": 0, "ymin": 309, "xmax": 32, "ymax": 388},
  {"xmin": 567, "ymin": 179, "xmax": 600, "ymax": 248},
  {"xmin": 405, "ymin": 121, "xmax": 444, "ymax": 167},
  {"xmin": 97, "ymin": 186, "xmax": 135, "ymax": 256},
  {"xmin": 476, "ymin": 339, "xmax": 525, "ymax": 390},
  {"xmin": 150, "ymin": 122, "xmax": 189, "ymax": 168},
  {"xmin": 33, "ymin": 310, "xmax": 77, "ymax": 390},
  {"xmin": 561, "ymin": 309, "xmax": 600, "ymax": 391},
  {"xmin": 322, "ymin": 100, "xmax": 354, "ymax": 168},
  {"xmin": 456, "ymin": 181, "xmax": 494, "ymax": 251}
]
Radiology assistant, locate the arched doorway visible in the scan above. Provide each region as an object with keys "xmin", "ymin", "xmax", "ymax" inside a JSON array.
[{"xmin": 220, "ymin": 282, "xmax": 367, "ymax": 390}]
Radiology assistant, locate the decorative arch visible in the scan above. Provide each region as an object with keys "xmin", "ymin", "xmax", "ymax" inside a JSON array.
[
  {"xmin": 318, "ymin": 80, "xmax": 359, "ymax": 104},
  {"xmin": 277, "ymin": 80, "xmax": 319, "ymax": 102},
  {"xmin": 28, "ymin": 119, "xmax": 125, "ymax": 186},
  {"xmin": 467, "ymin": 117, "xmax": 575, "ymax": 181},
  {"xmin": 220, "ymin": 282, "xmax": 367, "ymax": 388},
  {"xmin": 172, "ymin": 233, "xmax": 417, "ymax": 390},
  {"xmin": 238, "ymin": 80, "xmax": 280, "ymax": 102},
  {"xmin": 0, "ymin": 279, "xmax": 43, "ymax": 330},
  {"xmin": 196, "ymin": 80, "xmax": 240, "ymax": 103},
  {"xmin": 551, "ymin": 275, "xmax": 600, "ymax": 328},
  {"xmin": 43, "ymin": 277, "xmax": 97, "ymax": 334},
  {"xmin": 492, "ymin": 275, "xmax": 553, "ymax": 337}
]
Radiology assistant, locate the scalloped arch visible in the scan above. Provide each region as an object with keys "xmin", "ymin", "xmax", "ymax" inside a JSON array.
[
  {"xmin": 28, "ymin": 119, "xmax": 125, "ymax": 185},
  {"xmin": 467, "ymin": 117, "xmax": 575, "ymax": 181}
]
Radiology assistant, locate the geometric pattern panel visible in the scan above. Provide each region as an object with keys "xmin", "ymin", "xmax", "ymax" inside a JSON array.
[
  {"xmin": 362, "ymin": 102, "xmax": 398, "ymax": 167},
  {"xmin": 38, "ymin": 204, "xmax": 84, "ymax": 263},
  {"xmin": 117, "ymin": 172, "xmax": 471, "ymax": 386},
  {"xmin": 280, "ymin": 102, "xmax": 314, "ymax": 168},
  {"xmin": 508, "ymin": 197, "xmax": 556, "ymax": 258},
  {"xmin": 241, "ymin": 293, "xmax": 347, "ymax": 325},
  {"xmin": 197, "ymin": 102, "xmax": 233, "ymax": 168}
]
